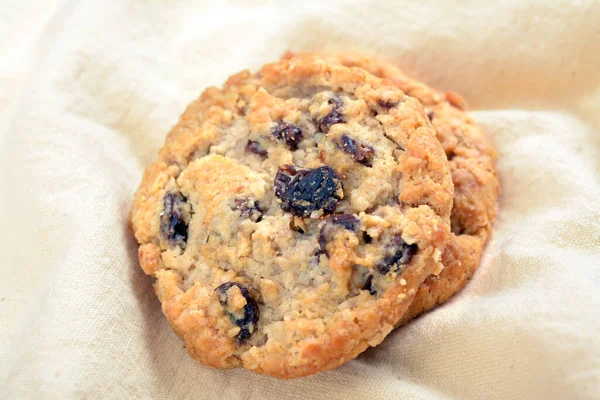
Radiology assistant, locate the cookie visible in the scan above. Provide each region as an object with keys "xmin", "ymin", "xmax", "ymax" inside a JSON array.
[
  {"xmin": 283, "ymin": 52, "xmax": 499, "ymax": 324},
  {"xmin": 131, "ymin": 58, "xmax": 454, "ymax": 378}
]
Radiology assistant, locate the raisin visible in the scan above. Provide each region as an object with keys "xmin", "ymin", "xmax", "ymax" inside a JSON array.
[
  {"xmin": 274, "ymin": 164, "xmax": 298, "ymax": 200},
  {"xmin": 330, "ymin": 213, "xmax": 359, "ymax": 230},
  {"xmin": 245, "ymin": 140, "xmax": 268, "ymax": 158},
  {"xmin": 352, "ymin": 265, "xmax": 376, "ymax": 295},
  {"xmin": 318, "ymin": 214, "xmax": 359, "ymax": 256},
  {"xmin": 275, "ymin": 165, "xmax": 342, "ymax": 218},
  {"xmin": 427, "ymin": 110, "xmax": 435, "ymax": 121},
  {"xmin": 336, "ymin": 135, "xmax": 375, "ymax": 167},
  {"xmin": 160, "ymin": 191, "xmax": 191, "ymax": 248},
  {"xmin": 363, "ymin": 274, "xmax": 376, "ymax": 295},
  {"xmin": 231, "ymin": 198, "xmax": 262, "ymax": 222},
  {"xmin": 377, "ymin": 99, "xmax": 399, "ymax": 109},
  {"xmin": 215, "ymin": 282, "xmax": 259, "ymax": 344},
  {"xmin": 316, "ymin": 96, "xmax": 346, "ymax": 132},
  {"xmin": 376, "ymin": 235, "xmax": 418, "ymax": 274},
  {"xmin": 272, "ymin": 123, "xmax": 304, "ymax": 150}
]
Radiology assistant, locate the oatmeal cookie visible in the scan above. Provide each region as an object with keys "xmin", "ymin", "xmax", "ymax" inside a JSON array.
[
  {"xmin": 283, "ymin": 52, "xmax": 499, "ymax": 324},
  {"xmin": 131, "ymin": 57, "xmax": 453, "ymax": 378}
]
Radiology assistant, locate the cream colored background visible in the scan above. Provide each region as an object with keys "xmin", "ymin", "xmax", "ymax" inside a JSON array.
[{"xmin": 1, "ymin": 1, "xmax": 599, "ymax": 399}]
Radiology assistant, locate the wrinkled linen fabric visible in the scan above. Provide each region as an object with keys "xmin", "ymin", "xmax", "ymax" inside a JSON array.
[{"xmin": 1, "ymin": 1, "xmax": 599, "ymax": 399}]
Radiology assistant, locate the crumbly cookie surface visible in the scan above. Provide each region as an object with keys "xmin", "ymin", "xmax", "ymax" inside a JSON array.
[
  {"xmin": 131, "ymin": 58, "xmax": 453, "ymax": 378},
  {"xmin": 283, "ymin": 53, "xmax": 499, "ymax": 323}
]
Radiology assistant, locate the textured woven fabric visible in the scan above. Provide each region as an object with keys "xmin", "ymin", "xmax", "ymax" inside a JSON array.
[{"xmin": 1, "ymin": 1, "xmax": 599, "ymax": 399}]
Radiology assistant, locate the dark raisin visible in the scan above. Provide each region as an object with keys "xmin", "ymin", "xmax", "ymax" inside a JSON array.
[
  {"xmin": 274, "ymin": 164, "xmax": 298, "ymax": 200},
  {"xmin": 377, "ymin": 99, "xmax": 399, "ymax": 109},
  {"xmin": 352, "ymin": 265, "xmax": 376, "ymax": 295},
  {"xmin": 215, "ymin": 282, "xmax": 259, "ymax": 344},
  {"xmin": 160, "ymin": 191, "xmax": 191, "ymax": 248},
  {"xmin": 231, "ymin": 198, "xmax": 262, "ymax": 222},
  {"xmin": 427, "ymin": 110, "xmax": 435, "ymax": 121},
  {"xmin": 376, "ymin": 235, "xmax": 418, "ymax": 274},
  {"xmin": 329, "ymin": 213, "xmax": 359, "ymax": 230},
  {"xmin": 245, "ymin": 140, "xmax": 268, "ymax": 158},
  {"xmin": 272, "ymin": 123, "xmax": 304, "ymax": 150},
  {"xmin": 318, "ymin": 234, "xmax": 327, "ymax": 254},
  {"xmin": 363, "ymin": 274, "xmax": 376, "ymax": 295},
  {"xmin": 318, "ymin": 214, "xmax": 359, "ymax": 256},
  {"xmin": 336, "ymin": 135, "xmax": 375, "ymax": 167},
  {"xmin": 316, "ymin": 96, "xmax": 346, "ymax": 132},
  {"xmin": 275, "ymin": 165, "xmax": 342, "ymax": 218}
]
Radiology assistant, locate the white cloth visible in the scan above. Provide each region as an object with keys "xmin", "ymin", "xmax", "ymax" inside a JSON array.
[{"xmin": 1, "ymin": 1, "xmax": 599, "ymax": 399}]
